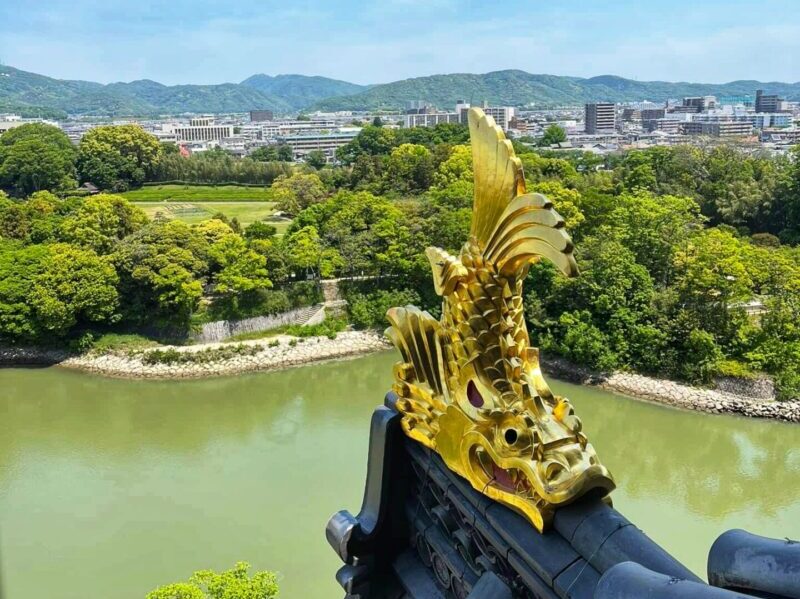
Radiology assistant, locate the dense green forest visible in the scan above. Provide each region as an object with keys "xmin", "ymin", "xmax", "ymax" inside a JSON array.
[{"xmin": 1, "ymin": 120, "xmax": 799, "ymax": 398}]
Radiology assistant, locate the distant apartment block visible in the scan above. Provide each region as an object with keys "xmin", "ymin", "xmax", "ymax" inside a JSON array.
[
  {"xmin": 621, "ymin": 108, "xmax": 640, "ymax": 122},
  {"xmin": 480, "ymin": 106, "xmax": 515, "ymax": 131},
  {"xmin": 404, "ymin": 112, "xmax": 461, "ymax": 127},
  {"xmin": 682, "ymin": 96, "xmax": 717, "ymax": 112},
  {"xmin": 647, "ymin": 119, "xmax": 682, "ymax": 134},
  {"xmin": 249, "ymin": 110, "xmax": 274, "ymax": 122},
  {"xmin": 682, "ymin": 121, "xmax": 753, "ymax": 137},
  {"xmin": 755, "ymin": 90, "xmax": 784, "ymax": 113},
  {"xmin": 276, "ymin": 129, "xmax": 360, "ymax": 160},
  {"xmin": 640, "ymin": 108, "xmax": 666, "ymax": 121},
  {"xmin": 585, "ymin": 102, "xmax": 616, "ymax": 133},
  {"xmin": 403, "ymin": 101, "xmax": 514, "ymax": 131}
]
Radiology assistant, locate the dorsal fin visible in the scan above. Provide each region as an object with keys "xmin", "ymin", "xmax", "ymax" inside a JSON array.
[
  {"xmin": 468, "ymin": 108, "xmax": 526, "ymax": 248},
  {"xmin": 468, "ymin": 108, "xmax": 578, "ymax": 279}
]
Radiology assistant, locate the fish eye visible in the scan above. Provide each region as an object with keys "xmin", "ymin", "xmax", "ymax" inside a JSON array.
[{"xmin": 504, "ymin": 428, "xmax": 519, "ymax": 445}]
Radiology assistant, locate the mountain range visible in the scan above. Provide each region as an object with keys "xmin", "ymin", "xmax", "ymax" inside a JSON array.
[{"xmin": 1, "ymin": 64, "xmax": 798, "ymax": 118}]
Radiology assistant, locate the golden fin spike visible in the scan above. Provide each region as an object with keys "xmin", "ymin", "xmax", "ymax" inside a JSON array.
[
  {"xmin": 426, "ymin": 247, "xmax": 467, "ymax": 296},
  {"xmin": 468, "ymin": 108, "xmax": 526, "ymax": 248},
  {"xmin": 386, "ymin": 306, "xmax": 446, "ymax": 399}
]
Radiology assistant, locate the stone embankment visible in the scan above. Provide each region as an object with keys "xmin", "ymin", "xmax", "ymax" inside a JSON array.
[
  {"xmin": 542, "ymin": 356, "xmax": 800, "ymax": 423},
  {"xmin": 1, "ymin": 331, "xmax": 391, "ymax": 380},
  {"xmin": 2, "ymin": 338, "xmax": 798, "ymax": 422}
]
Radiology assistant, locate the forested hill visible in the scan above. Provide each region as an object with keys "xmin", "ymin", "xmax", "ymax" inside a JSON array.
[
  {"xmin": 0, "ymin": 66, "xmax": 363, "ymax": 116},
  {"xmin": 312, "ymin": 70, "xmax": 800, "ymax": 110},
  {"xmin": 2, "ymin": 64, "xmax": 799, "ymax": 116},
  {"xmin": 240, "ymin": 74, "xmax": 368, "ymax": 109}
]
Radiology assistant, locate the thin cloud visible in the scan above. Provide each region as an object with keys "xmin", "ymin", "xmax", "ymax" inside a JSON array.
[{"xmin": 0, "ymin": 0, "xmax": 797, "ymax": 84}]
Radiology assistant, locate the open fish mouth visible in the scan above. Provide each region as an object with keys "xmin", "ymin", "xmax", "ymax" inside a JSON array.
[
  {"xmin": 475, "ymin": 449, "xmax": 535, "ymax": 496},
  {"xmin": 462, "ymin": 432, "xmax": 615, "ymax": 522}
]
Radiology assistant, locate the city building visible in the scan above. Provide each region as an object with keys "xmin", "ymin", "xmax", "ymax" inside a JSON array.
[
  {"xmin": 276, "ymin": 128, "xmax": 361, "ymax": 161},
  {"xmin": 755, "ymin": 90, "xmax": 784, "ymax": 113},
  {"xmin": 401, "ymin": 101, "xmax": 515, "ymax": 131},
  {"xmin": 621, "ymin": 108, "xmax": 641, "ymax": 122},
  {"xmin": 682, "ymin": 121, "xmax": 753, "ymax": 137},
  {"xmin": 404, "ymin": 112, "xmax": 461, "ymax": 127},
  {"xmin": 165, "ymin": 116, "xmax": 234, "ymax": 142},
  {"xmin": 647, "ymin": 119, "xmax": 682, "ymax": 134},
  {"xmin": 682, "ymin": 96, "xmax": 717, "ymax": 112},
  {"xmin": 249, "ymin": 110, "xmax": 274, "ymax": 122},
  {"xmin": 585, "ymin": 103, "xmax": 616, "ymax": 133},
  {"xmin": 479, "ymin": 105, "xmax": 516, "ymax": 131}
]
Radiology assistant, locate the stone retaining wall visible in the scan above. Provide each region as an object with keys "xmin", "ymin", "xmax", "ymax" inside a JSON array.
[
  {"xmin": 714, "ymin": 375, "xmax": 775, "ymax": 401},
  {"xmin": 541, "ymin": 355, "xmax": 800, "ymax": 423},
  {"xmin": 192, "ymin": 305, "xmax": 323, "ymax": 343}
]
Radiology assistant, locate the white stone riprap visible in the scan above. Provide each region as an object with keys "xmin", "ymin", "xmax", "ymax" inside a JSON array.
[
  {"xmin": 542, "ymin": 356, "xmax": 800, "ymax": 423},
  {"xmin": 51, "ymin": 331, "xmax": 391, "ymax": 380},
  {"xmin": 2, "ymin": 340, "xmax": 798, "ymax": 422}
]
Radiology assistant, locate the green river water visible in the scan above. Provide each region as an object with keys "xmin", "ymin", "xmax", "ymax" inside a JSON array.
[{"xmin": 1, "ymin": 350, "xmax": 799, "ymax": 599}]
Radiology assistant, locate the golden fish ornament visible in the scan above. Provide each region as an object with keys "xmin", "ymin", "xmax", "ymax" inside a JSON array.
[{"xmin": 385, "ymin": 107, "xmax": 615, "ymax": 532}]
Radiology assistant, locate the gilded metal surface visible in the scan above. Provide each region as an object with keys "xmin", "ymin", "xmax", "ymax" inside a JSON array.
[{"xmin": 385, "ymin": 107, "xmax": 615, "ymax": 532}]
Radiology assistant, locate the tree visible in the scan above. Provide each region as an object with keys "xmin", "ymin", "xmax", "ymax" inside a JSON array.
[
  {"xmin": 208, "ymin": 234, "xmax": 272, "ymax": 296},
  {"xmin": 0, "ymin": 123, "xmax": 76, "ymax": 195},
  {"xmin": 0, "ymin": 243, "xmax": 118, "ymax": 341},
  {"xmin": 244, "ymin": 221, "xmax": 277, "ymax": 240},
  {"xmin": 30, "ymin": 243, "xmax": 119, "ymax": 335},
  {"xmin": 59, "ymin": 194, "xmax": 148, "ymax": 254},
  {"xmin": 672, "ymin": 228, "xmax": 754, "ymax": 345},
  {"xmin": 432, "ymin": 144, "xmax": 472, "ymax": 189},
  {"xmin": 538, "ymin": 124, "xmax": 567, "ymax": 147},
  {"xmin": 383, "ymin": 143, "xmax": 434, "ymax": 194},
  {"xmin": 305, "ymin": 150, "xmax": 327, "ymax": 169},
  {"xmin": 77, "ymin": 125, "xmax": 162, "ymax": 191},
  {"xmin": 146, "ymin": 562, "xmax": 278, "ymax": 599},
  {"xmin": 336, "ymin": 125, "xmax": 396, "ymax": 164},
  {"xmin": 112, "ymin": 220, "xmax": 207, "ymax": 328},
  {"xmin": 277, "ymin": 144, "xmax": 293, "ymax": 162},
  {"xmin": 285, "ymin": 225, "xmax": 324, "ymax": 274},
  {"xmin": 272, "ymin": 172, "xmax": 327, "ymax": 215}
]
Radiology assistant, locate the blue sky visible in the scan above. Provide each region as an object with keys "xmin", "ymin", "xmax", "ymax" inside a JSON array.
[{"xmin": 0, "ymin": 0, "xmax": 798, "ymax": 85}]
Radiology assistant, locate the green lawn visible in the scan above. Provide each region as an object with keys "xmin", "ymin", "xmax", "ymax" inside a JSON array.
[
  {"xmin": 122, "ymin": 185, "xmax": 275, "ymax": 202},
  {"xmin": 133, "ymin": 201, "xmax": 291, "ymax": 230}
]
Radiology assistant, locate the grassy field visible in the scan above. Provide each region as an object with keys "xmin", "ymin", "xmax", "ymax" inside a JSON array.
[
  {"xmin": 122, "ymin": 185, "xmax": 274, "ymax": 202},
  {"xmin": 133, "ymin": 201, "xmax": 291, "ymax": 230}
]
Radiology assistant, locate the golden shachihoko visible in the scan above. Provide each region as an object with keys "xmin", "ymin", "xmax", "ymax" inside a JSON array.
[{"xmin": 385, "ymin": 107, "xmax": 615, "ymax": 532}]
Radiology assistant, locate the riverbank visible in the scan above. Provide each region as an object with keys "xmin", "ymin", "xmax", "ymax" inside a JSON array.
[
  {"xmin": 1, "ymin": 335, "xmax": 798, "ymax": 422},
  {"xmin": 0, "ymin": 331, "xmax": 391, "ymax": 380},
  {"xmin": 542, "ymin": 356, "xmax": 800, "ymax": 423}
]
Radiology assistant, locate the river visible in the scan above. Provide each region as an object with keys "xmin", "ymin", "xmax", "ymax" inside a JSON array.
[{"xmin": 0, "ymin": 351, "xmax": 798, "ymax": 599}]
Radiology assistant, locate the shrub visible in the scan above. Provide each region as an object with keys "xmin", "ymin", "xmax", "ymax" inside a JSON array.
[
  {"xmin": 146, "ymin": 561, "xmax": 278, "ymax": 599},
  {"xmin": 347, "ymin": 288, "xmax": 422, "ymax": 329},
  {"xmin": 141, "ymin": 344, "xmax": 263, "ymax": 365},
  {"xmin": 284, "ymin": 316, "xmax": 346, "ymax": 339},
  {"xmin": 680, "ymin": 329, "xmax": 723, "ymax": 384},
  {"xmin": 556, "ymin": 311, "xmax": 619, "ymax": 371}
]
